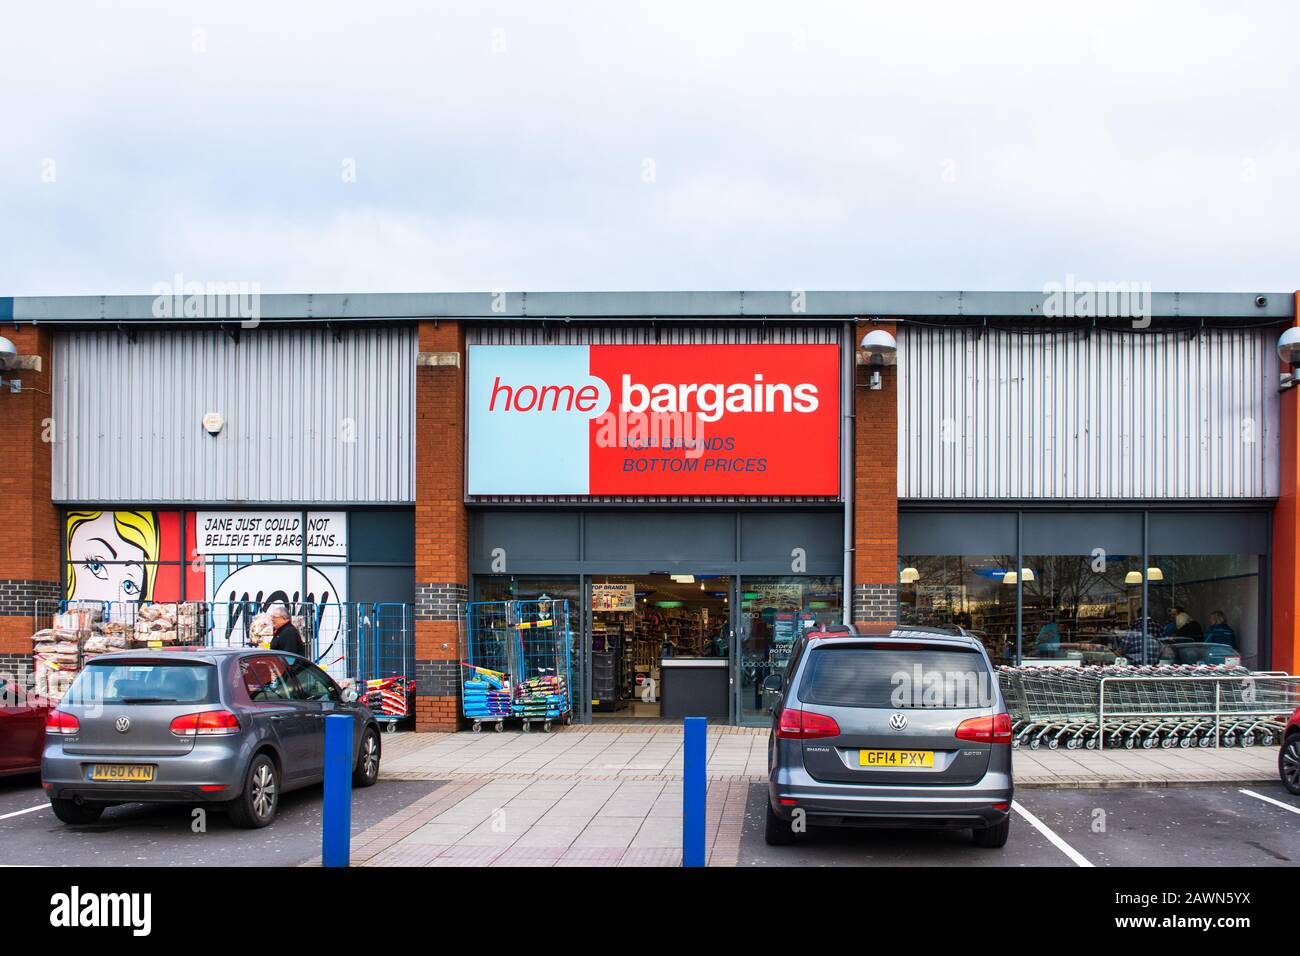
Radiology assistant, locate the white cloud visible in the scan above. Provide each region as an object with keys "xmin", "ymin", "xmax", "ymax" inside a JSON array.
[{"xmin": 1, "ymin": 0, "xmax": 1297, "ymax": 294}]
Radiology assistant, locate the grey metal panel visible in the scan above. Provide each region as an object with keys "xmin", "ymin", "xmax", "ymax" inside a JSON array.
[
  {"xmin": 52, "ymin": 327, "xmax": 415, "ymax": 504},
  {"xmin": 1021, "ymin": 512, "xmax": 1142, "ymax": 556},
  {"xmin": 1148, "ymin": 511, "xmax": 1270, "ymax": 555},
  {"xmin": 898, "ymin": 512, "xmax": 1017, "ymax": 555},
  {"xmin": 469, "ymin": 512, "xmax": 582, "ymax": 565},
  {"xmin": 898, "ymin": 326, "xmax": 1279, "ymax": 500},
  {"xmin": 738, "ymin": 512, "xmax": 841, "ymax": 569},
  {"xmin": 584, "ymin": 512, "xmax": 736, "ymax": 564},
  {"xmin": 10, "ymin": 290, "xmax": 1294, "ymax": 323},
  {"xmin": 466, "ymin": 323, "xmax": 841, "ymax": 345}
]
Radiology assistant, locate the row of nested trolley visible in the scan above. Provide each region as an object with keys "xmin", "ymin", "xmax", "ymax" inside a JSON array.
[
  {"xmin": 462, "ymin": 598, "xmax": 573, "ymax": 733},
  {"xmin": 998, "ymin": 663, "xmax": 1300, "ymax": 750}
]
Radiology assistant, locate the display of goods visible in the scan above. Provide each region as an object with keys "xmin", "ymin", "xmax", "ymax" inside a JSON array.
[
  {"xmin": 513, "ymin": 674, "xmax": 569, "ymax": 717},
  {"xmin": 250, "ymin": 613, "xmax": 275, "ymax": 644}
]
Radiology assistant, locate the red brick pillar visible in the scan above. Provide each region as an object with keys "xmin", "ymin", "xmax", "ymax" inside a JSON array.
[
  {"xmin": 1272, "ymin": 293, "xmax": 1300, "ymax": 674},
  {"xmin": 413, "ymin": 320, "xmax": 469, "ymax": 731},
  {"xmin": 0, "ymin": 326, "xmax": 60, "ymax": 684},
  {"xmin": 852, "ymin": 321, "xmax": 899, "ymax": 634}
]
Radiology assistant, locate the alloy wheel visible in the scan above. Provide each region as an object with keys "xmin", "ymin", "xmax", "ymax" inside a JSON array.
[
  {"xmin": 363, "ymin": 733, "xmax": 379, "ymax": 779},
  {"xmin": 251, "ymin": 763, "xmax": 277, "ymax": 819},
  {"xmin": 1282, "ymin": 740, "xmax": 1300, "ymax": 791}
]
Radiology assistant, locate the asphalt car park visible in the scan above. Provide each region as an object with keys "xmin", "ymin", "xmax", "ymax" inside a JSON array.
[
  {"xmin": 0, "ymin": 772, "xmax": 442, "ymax": 866},
  {"xmin": 739, "ymin": 782, "xmax": 1300, "ymax": 867}
]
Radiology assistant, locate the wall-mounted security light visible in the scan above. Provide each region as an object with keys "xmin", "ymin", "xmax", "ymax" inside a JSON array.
[
  {"xmin": 1276, "ymin": 328, "xmax": 1300, "ymax": 390},
  {"xmin": 0, "ymin": 335, "xmax": 43, "ymax": 373},
  {"xmin": 858, "ymin": 328, "xmax": 898, "ymax": 367},
  {"xmin": 202, "ymin": 412, "xmax": 225, "ymax": 435}
]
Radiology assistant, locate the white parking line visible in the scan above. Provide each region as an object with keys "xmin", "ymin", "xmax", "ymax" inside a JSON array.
[
  {"xmin": 1239, "ymin": 788, "xmax": 1300, "ymax": 816},
  {"xmin": 1012, "ymin": 800, "xmax": 1094, "ymax": 867},
  {"xmin": 0, "ymin": 804, "xmax": 49, "ymax": 821}
]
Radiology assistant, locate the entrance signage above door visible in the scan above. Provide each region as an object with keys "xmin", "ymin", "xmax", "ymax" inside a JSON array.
[{"xmin": 467, "ymin": 344, "xmax": 841, "ymax": 495}]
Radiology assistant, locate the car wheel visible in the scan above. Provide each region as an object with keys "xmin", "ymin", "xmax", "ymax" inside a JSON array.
[
  {"xmin": 973, "ymin": 816, "xmax": 1011, "ymax": 848},
  {"xmin": 228, "ymin": 753, "xmax": 279, "ymax": 828},
  {"xmin": 353, "ymin": 726, "xmax": 381, "ymax": 788},
  {"xmin": 764, "ymin": 801, "xmax": 796, "ymax": 846},
  {"xmin": 49, "ymin": 798, "xmax": 104, "ymax": 825},
  {"xmin": 1280, "ymin": 734, "xmax": 1300, "ymax": 795}
]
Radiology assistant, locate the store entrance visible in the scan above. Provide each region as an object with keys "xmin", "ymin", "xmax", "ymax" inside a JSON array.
[{"xmin": 589, "ymin": 574, "xmax": 732, "ymax": 722}]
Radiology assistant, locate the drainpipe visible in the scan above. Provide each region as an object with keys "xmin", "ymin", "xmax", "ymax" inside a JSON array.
[{"xmin": 843, "ymin": 322, "xmax": 855, "ymax": 626}]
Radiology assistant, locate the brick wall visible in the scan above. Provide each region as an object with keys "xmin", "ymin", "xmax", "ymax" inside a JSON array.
[
  {"xmin": 0, "ymin": 327, "xmax": 59, "ymax": 655},
  {"xmin": 853, "ymin": 321, "xmax": 899, "ymax": 632},
  {"xmin": 414, "ymin": 320, "xmax": 468, "ymax": 730}
]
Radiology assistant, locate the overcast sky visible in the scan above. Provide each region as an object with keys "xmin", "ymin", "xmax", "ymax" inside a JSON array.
[{"xmin": 2, "ymin": 1, "xmax": 1298, "ymax": 296}]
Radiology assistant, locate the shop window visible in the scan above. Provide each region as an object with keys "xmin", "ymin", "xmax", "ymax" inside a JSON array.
[
  {"xmin": 1147, "ymin": 555, "xmax": 1262, "ymax": 668},
  {"xmin": 897, "ymin": 556, "xmax": 1016, "ymax": 664},
  {"xmin": 1021, "ymin": 555, "xmax": 1142, "ymax": 664}
]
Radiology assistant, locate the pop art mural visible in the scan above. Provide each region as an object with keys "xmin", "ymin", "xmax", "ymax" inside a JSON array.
[{"xmin": 64, "ymin": 510, "xmax": 351, "ymax": 672}]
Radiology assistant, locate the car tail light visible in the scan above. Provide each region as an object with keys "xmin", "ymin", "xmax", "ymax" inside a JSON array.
[
  {"xmin": 170, "ymin": 710, "xmax": 241, "ymax": 737},
  {"xmin": 45, "ymin": 710, "xmax": 79, "ymax": 735},
  {"xmin": 775, "ymin": 708, "xmax": 840, "ymax": 740},
  {"xmin": 955, "ymin": 713, "xmax": 1012, "ymax": 745}
]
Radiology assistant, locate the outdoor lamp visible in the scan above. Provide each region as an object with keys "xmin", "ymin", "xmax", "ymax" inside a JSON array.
[
  {"xmin": 1146, "ymin": 567, "xmax": 1164, "ymax": 581},
  {"xmin": 899, "ymin": 567, "xmax": 920, "ymax": 584},
  {"xmin": 1278, "ymin": 327, "xmax": 1300, "ymax": 367},
  {"xmin": 1002, "ymin": 569, "xmax": 1034, "ymax": 585},
  {"xmin": 1125, "ymin": 570, "xmax": 1143, "ymax": 585}
]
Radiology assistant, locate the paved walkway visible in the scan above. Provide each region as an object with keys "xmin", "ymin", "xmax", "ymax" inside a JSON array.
[
  {"xmin": 378, "ymin": 727, "xmax": 1281, "ymax": 788},
  {"xmin": 328, "ymin": 729, "xmax": 1282, "ymax": 867}
]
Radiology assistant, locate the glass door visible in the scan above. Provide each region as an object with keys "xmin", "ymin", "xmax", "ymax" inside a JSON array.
[{"xmin": 736, "ymin": 576, "xmax": 844, "ymax": 726}]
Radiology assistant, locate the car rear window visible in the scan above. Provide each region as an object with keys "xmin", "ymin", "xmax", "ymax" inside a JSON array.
[
  {"xmin": 798, "ymin": 645, "xmax": 995, "ymax": 709},
  {"xmin": 65, "ymin": 662, "xmax": 217, "ymax": 705}
]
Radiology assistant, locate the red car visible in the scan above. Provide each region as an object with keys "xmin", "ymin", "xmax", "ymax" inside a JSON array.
[
  {"xmin": 0, "ymin": 675, "xmax": 51, "ymax": 776},
  {"xmin": 1282, "ymin": 707, "xmax": 1300, "ymax": 796}
]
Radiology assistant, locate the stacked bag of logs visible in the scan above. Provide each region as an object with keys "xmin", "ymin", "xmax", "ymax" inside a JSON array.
[{"xmin": 32, "ymin": 602, "xmax": 204, "ymax": 701}]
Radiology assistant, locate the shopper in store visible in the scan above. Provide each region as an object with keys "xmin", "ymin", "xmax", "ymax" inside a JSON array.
[
  {"xmin": 1204, "ymin": 610, "xmax": 1236, "ymax": 647},
  {"xmin": 1170, "ymin": 606, "xmax": 1203, "ymax": 641},
  {"xmin": 269, "ymin": 603, "xmax": 307, "ymax": 657}
]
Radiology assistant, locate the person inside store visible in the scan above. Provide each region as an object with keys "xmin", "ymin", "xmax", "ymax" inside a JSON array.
[
  {"xmin": 269, "ymin": 603, "xmax": 306, "ymax": 656},
  {"xmin": 1204, "ymin": 610, "xmax": 1236, "ymax": 647},
  {"xmin": 1165, "ymin": 605, "xmax": 1203, "ymax": 642},
  {"xmin": 1034, "ymin": 612, "xmax": 1061, "ymax": 657}
]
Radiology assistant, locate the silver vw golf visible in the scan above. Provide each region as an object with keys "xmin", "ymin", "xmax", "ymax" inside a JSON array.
[
  {"xmin": 42, "ymin": 647, "xmax": 382, "ymax": 828},
  {"xmin": 765, "ymin": 625, "xmax": 1013, "ymax": 847}
]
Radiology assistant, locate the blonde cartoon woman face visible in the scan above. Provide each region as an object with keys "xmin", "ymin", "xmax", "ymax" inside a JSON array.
[{"xmin": 66, "ymin": 511, "xmax": 159, "ymax": 602}]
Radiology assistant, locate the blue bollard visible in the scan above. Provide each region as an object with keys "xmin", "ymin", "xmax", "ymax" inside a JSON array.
[
  {"xmin": 682, "ymin": 716, "xmax": 706, "ymax": 867},
  {"xmin": 322, "ymin": 714, "xmax": 353, "ymax": 868}
]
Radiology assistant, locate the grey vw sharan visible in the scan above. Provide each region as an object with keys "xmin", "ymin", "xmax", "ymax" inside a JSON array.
[{"xmin": 765, "ymin": 625, "xmax": 1014, "ymax": 847}]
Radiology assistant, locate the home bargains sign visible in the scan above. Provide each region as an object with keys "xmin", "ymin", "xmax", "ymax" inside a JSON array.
[{"xmin": 467, "ymin": 344, "xmax": 840, "ymax": 495}]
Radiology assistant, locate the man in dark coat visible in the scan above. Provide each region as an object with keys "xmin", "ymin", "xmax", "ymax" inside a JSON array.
[{"xmin": 268, "ymin": 604, "xmax": 306, "ymax": 657}]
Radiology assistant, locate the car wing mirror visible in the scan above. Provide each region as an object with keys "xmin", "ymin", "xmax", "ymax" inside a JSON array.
[{"xmin": 341, "ymin": 686, "xmax": 358, "ymax": 703}]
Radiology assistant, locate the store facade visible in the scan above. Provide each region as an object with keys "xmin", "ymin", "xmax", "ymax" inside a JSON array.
[{"xmin": 0, "ymin": 290, "xmax": 1296, "ymax": 731}]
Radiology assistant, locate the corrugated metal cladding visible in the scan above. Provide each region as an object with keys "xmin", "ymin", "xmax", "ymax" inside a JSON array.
[
  {"xmin": 898, "ymin": 325, "xmax": 1280, "ymax": 500},
  {"xmin": 467, "ymin": 323, "xmax": 843, "ymax": 504},
  {"xmin": 53, "ymin": 328, "xmax": 416, "ymax": 504}
]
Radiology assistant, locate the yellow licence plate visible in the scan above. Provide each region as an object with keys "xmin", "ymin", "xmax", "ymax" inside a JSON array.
[
  {"xmin": 858, "ymin": 750, "xmax": 934, "ymax": 768},
  {"xmin": 89, "ymin": 764, "xmax": 155, "ymax": 782}
]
